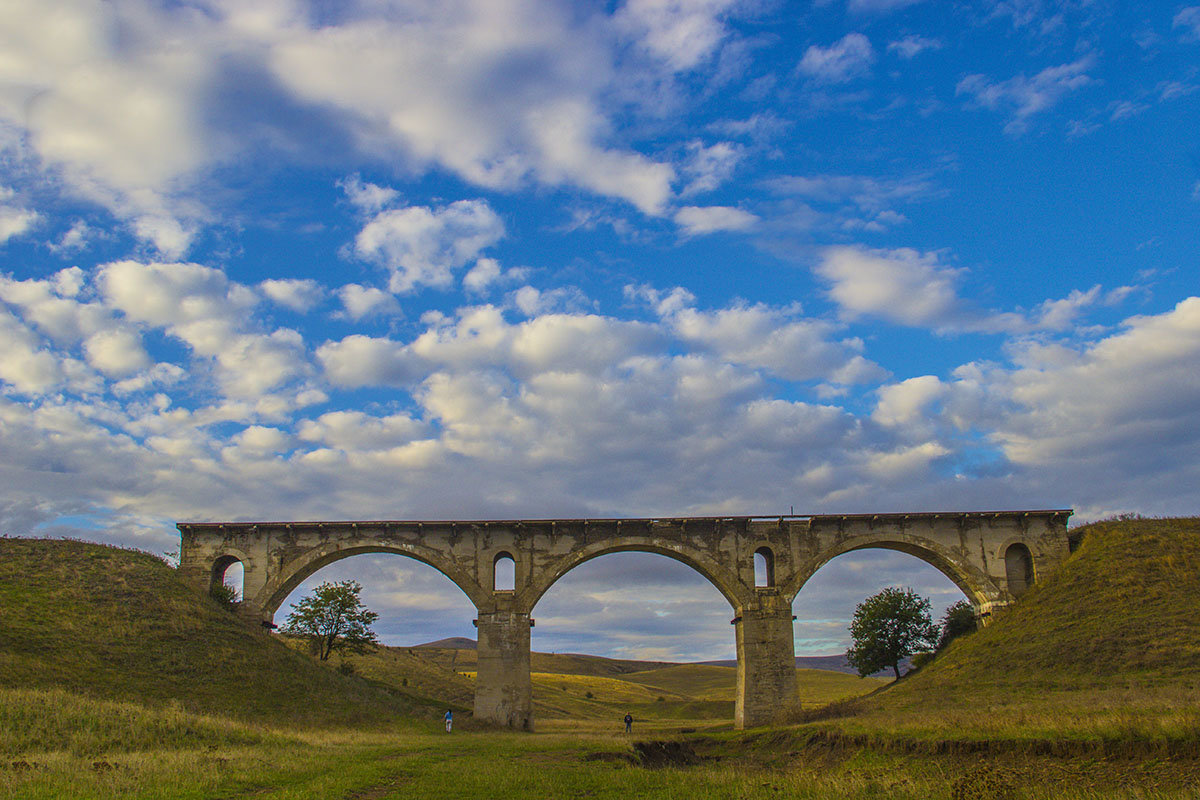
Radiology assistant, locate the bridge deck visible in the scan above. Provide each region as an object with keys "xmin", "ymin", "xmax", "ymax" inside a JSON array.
[{"xmin": 178, "ymin": 509, "xmax": 1072, "ymax": 530}]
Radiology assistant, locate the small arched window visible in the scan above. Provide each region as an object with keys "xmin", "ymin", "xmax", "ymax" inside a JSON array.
[
  {"xmin": 494, "ymin": 552, "xmax": 515, "ymax": 592},
  {"xmin": 753, "ymin": 547, "xmax": 775, "ymax": 588},
  {"xmin": 1004, "ymin": 543, "xmax": 1034, "ymax": 598},
  {"xmin": 211, "ymin": 555, "xmax": 243, "ymax": 600}
]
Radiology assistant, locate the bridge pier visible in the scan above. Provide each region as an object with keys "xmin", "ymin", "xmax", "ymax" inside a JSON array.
[
  {"xmin": 473, "ymin": 610, "xmax": 533, "ymax": 730},
  {"xmin": 735, "ymin": 599, "xmax": 797, "ymax": 728}
]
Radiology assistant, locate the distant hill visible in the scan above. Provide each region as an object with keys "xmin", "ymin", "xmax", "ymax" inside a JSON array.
[
  {"xmin": 0, "ymin": 539, "xmax": 455, "ymax": 727},
  {"xmin": 413, "ymin": 636, "xmax": 477, "ymax": 649},
  {"xmin": 699, "ymin": 654, "xmax": 906, "ymax": 677},
  {"xmin": 411, "ymin": 640, "xmax": 677, "ymax": 676}
]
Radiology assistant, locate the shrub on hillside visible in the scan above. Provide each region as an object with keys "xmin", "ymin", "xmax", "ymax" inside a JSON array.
[
  {"xmin": 209, "ymin": 582, "xmax": 240, "ymax": 613},
  {"xmin": 910, "ymin": 651, "xmax": 936, "ymax": 670},
  {"xmin": 937, "ymin": 600, "xmax": 977, "ymax": 650}
]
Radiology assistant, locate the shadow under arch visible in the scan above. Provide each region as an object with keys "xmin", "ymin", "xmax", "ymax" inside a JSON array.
[
  {"xmin": 520, "ymin": 539, "xmax": 755, "ymax": 613},
  {"xmin": 783, "ymin": 533, "xmax": 1002, "ymax": 609},
  {"xmin": 258, "ymin": 542, "xmax": 489, "ymax": 620}
]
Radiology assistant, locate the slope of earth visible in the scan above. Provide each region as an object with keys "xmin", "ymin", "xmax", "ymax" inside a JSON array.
[
  {"xmin": 0, "ymin": 538, "xmax": 453, "ymax": 728},
  {"xmin": 301, "ymin": 642, "xmax": 477, "ymax": 709},
  {"xmin": 801, "ymin": 517, "xmax": 1200, "ymax": 744}
]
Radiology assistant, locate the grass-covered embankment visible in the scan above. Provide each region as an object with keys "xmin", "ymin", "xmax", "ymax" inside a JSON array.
[
  {"xmin": 0, "ymin": 538, "xmax": 449, "ymax": 729},
  {"xmin": 792, "ymin": 517, "xmax": 1200, "ymax": 747}
]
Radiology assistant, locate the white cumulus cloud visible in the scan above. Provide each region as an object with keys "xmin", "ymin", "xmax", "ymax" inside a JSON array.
[
  {"xmin": 615, "ymin": 0, "xmax": 742, "ymax": 72},
  {"xmin": 354, "ymin": 199, "xmax": 506, "ymax": 293},
  {"xmin": 260, "ymin": 279, "xmax": 326, "ymax": 313}
]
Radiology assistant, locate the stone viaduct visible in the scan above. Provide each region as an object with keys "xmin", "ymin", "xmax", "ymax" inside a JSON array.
[{"xmin": 178, "ymin": 510, "xmax": 1071, "ymax": 729}]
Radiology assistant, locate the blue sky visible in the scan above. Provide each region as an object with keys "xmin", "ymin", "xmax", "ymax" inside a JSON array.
[{"xmin": 2, "ymin": 0, "xmax": 1198, "ymax": 659}]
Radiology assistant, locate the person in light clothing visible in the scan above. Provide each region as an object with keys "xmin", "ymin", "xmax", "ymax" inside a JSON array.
[{"xmin": 444, "ymin": 709, "xmax": 453, "ymax": 733}]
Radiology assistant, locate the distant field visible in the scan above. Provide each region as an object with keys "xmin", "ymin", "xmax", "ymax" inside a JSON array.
[{"xmin": 344, "ymin": 638, "xmax": 887, "ymax": 721}]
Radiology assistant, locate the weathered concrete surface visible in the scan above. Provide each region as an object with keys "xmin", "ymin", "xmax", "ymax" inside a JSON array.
[
  {"xmin": 178, "ymin": 509, "xmax": 1071, "ymax": 729},
  {"xmin": 735, "ymin": 599, "xmax": 798, "ymax": 728},
  {"xmin": 474, "ymin": 609, "xmax": 532, "ymax": 730}
]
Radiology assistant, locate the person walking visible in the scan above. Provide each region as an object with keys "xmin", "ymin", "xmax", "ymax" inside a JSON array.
[
  {"xmin": 444, "ymin": 709, "xmax": 453, "ymax": 733},
  {"xmin": 623, "ymin": 712, "xmax": 633, "ymax": 733}
]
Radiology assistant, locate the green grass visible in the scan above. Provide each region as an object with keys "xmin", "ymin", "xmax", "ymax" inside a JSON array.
[
  {"xmin": 407, "ymin": 644, "xmax": 676, "ymax": 677},
  {"xmin": 0, "ymin": 538, "xmax": 444, "ymax": 728},
  {"xmin": 0, "ymin": 687, "xmax": 274, "ymax": 757},
  {"xmin": 620, "ymin": 664, "xmax": 736, "ymax": 700},
  {"xmin": 7, "ymin": 716, "xmax": 1198, "ymax": 800}
]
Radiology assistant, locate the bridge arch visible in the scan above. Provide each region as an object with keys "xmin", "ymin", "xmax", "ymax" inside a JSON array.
[
  {"xmin": 783, "ymin": 532, "xmax": 1002, "ymax": 609},
  {"xmin": 258, "ymin": 542, "xmax": 490, "ymax": 620},
  {"xmin": 521, "ymin": 539, "xmax": 754, "ymax": 612}
]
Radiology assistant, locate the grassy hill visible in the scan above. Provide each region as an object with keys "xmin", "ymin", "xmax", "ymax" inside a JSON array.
[
  {"xmin": 0, "ymin": 538, "xmax": 455, "ymax": 730},
  {"xmin": 894, "ymin": 516, "xmax": 1200, "ymax": 685},
  {"xmin": 805, "ymin": 517, "xmax": 1200, "ymax": 743},
  {"xmin": 294, "ymin": 641, "xmax": 477, "ymax": 709}
]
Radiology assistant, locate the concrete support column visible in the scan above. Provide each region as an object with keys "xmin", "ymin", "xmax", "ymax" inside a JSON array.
[
  {"xmin": 233, "ymin": 560, "xmax": 271, "ymax": 625},
  {"xmin": 473, "ymin": 610, "xmax": 533, "ymax": 730},
  {"xmin": 237, "ymin": 594, "xmax": 269, "ymax": 625},
  {"xmin": 734, "ymin": 600, "xmax": 797, "ymax": 729}
]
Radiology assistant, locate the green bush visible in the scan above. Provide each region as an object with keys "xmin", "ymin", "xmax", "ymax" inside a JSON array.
[
  {"xmin": 910, "ymin": 651, "xmax": 936, "ymax": 670},
  {"xmin": 208, "ymin": 582, "xmax": 240, "ymax": 613}
]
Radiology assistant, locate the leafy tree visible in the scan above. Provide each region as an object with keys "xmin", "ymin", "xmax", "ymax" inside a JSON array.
[
  {"xmin": 936, "ymin": 599, "xmax": 977, "ymax": 650},
  {"xmin": 846, "ymin": 587, "xmax": 938, "ymax": 679},
  {"xmin": 281, "ymin": 580, "xmax": 379, "ymax": 661}
]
